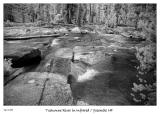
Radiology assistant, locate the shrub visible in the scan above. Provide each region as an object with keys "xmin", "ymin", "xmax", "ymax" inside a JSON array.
[
  {"xmin": 4, "ymin": 58, "xmax": 13, "ymax": 76},
  {"xmin": 131, "ymin": 44, "xmax": 156, "ymax": 105},
  {"xmin": 137, "ymin": 12, "xmax": 156, "ymax": 42},
  {"xmin": 136, "ymin": 44, "xmax": 156, "ymax": 73}
]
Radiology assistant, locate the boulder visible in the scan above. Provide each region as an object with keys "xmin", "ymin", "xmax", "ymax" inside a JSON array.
[
  {"xmin": 59, "ymin": 28, "xmax": 68, "ymax": 33},
  {"xmin": 71, "ymin": 27, "xmax": 81, "ymax": 33},
  {"xmin": 81, "ymin": 29, "xmax": 89, "ymax": 34},
  {"xmin": 74, "ymin": 37, "xmax": 80, "ymax": 40},
  {"xmin": 51, "ymin": 39, "xmax": 59, "ymax": 47},
  {"xmin": 11, "ymin": 49, "xmax": 41, "ymax": 68}
]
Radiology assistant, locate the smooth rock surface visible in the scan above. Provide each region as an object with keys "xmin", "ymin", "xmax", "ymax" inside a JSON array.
[{"xmin": 4, "ymin": 72, "xmax": 73, "ymax": 105}]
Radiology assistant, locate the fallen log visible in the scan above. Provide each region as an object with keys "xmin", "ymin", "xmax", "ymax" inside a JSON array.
[
  {"xmin": 43, "ymin": 23, "xmax": 76, "ymax": 28},
  {"xmin": 4, "ymin": 33, "xmax": 60, "ymax": 41}
]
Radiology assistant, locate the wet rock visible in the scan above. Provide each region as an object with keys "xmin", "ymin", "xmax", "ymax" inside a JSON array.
[
  {"xmin": 75, "ymin": 51, "xmax": 106, "ymax": 65},
  {"xmin": 11, "ymin": 49, "xmax": 41, "ymax": 68},
  {"xmin": 51, "ymin": 39, "xmax": 59, "ymax": 47},
  {"xmin": 55, "ymin": 48, "xmax": 73, "ymax": 59},
  {"xmin": 28, "ymin": 79, "xmax": 35, "ymax": 84},
  {"xmin": 50, "ymin": 58, "xmax": 71, "ymax": 76},
  {"xmin": 55, "ymin": 46, "xmax": 106, "ymax": 65},
  {"xmin": 59, "ymin": 27, "xmax": 68, "ymax": 33},
  {"xmin": 71, "ymin": 27, "xmax": 81, "ymax": 33},
  {"xmin": 4, "ymin": 38, "xmax": 49, "ymax": 60},
  {"xmin": 74, "ymin": 37, "xmax": 80, "ymax": 40},
  {"xmin": 73, "ymin": 46, "xmax": 84, "ymax": 53},
  {"xmin": 4, "ymin": 28, "xmax": 26, "ymax": 37},
  {"xmin": 81, "ymin": 29, "xmax": 89, "ymax": 34},
  {"xmin": 43, "ymin": 29, "xmax": 53, "ymax": 35},
  {"xmin": 7, "ymin": 41, "xmax": 22, "ymax": 44}
]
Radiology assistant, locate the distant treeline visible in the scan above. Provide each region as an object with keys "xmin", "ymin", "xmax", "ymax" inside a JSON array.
[{"xmin": 4, "ymin": 4, "xmax": 156, "ymax": 28}]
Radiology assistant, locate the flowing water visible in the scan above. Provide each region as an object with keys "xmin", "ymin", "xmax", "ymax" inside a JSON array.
[{"xmin": 4, "ymin": 32, "xmax": 141, "ymax": 105}]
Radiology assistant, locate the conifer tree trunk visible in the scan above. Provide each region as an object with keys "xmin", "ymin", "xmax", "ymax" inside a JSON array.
[{"xmin": 76, "ymin": 4, "xmax": 81, "ymax": 27}]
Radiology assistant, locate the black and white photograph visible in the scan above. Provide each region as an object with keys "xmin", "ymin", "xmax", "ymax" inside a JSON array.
[{"xmin": 3, "ymin": 2, "xmax": 157, "ymax": 107}]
